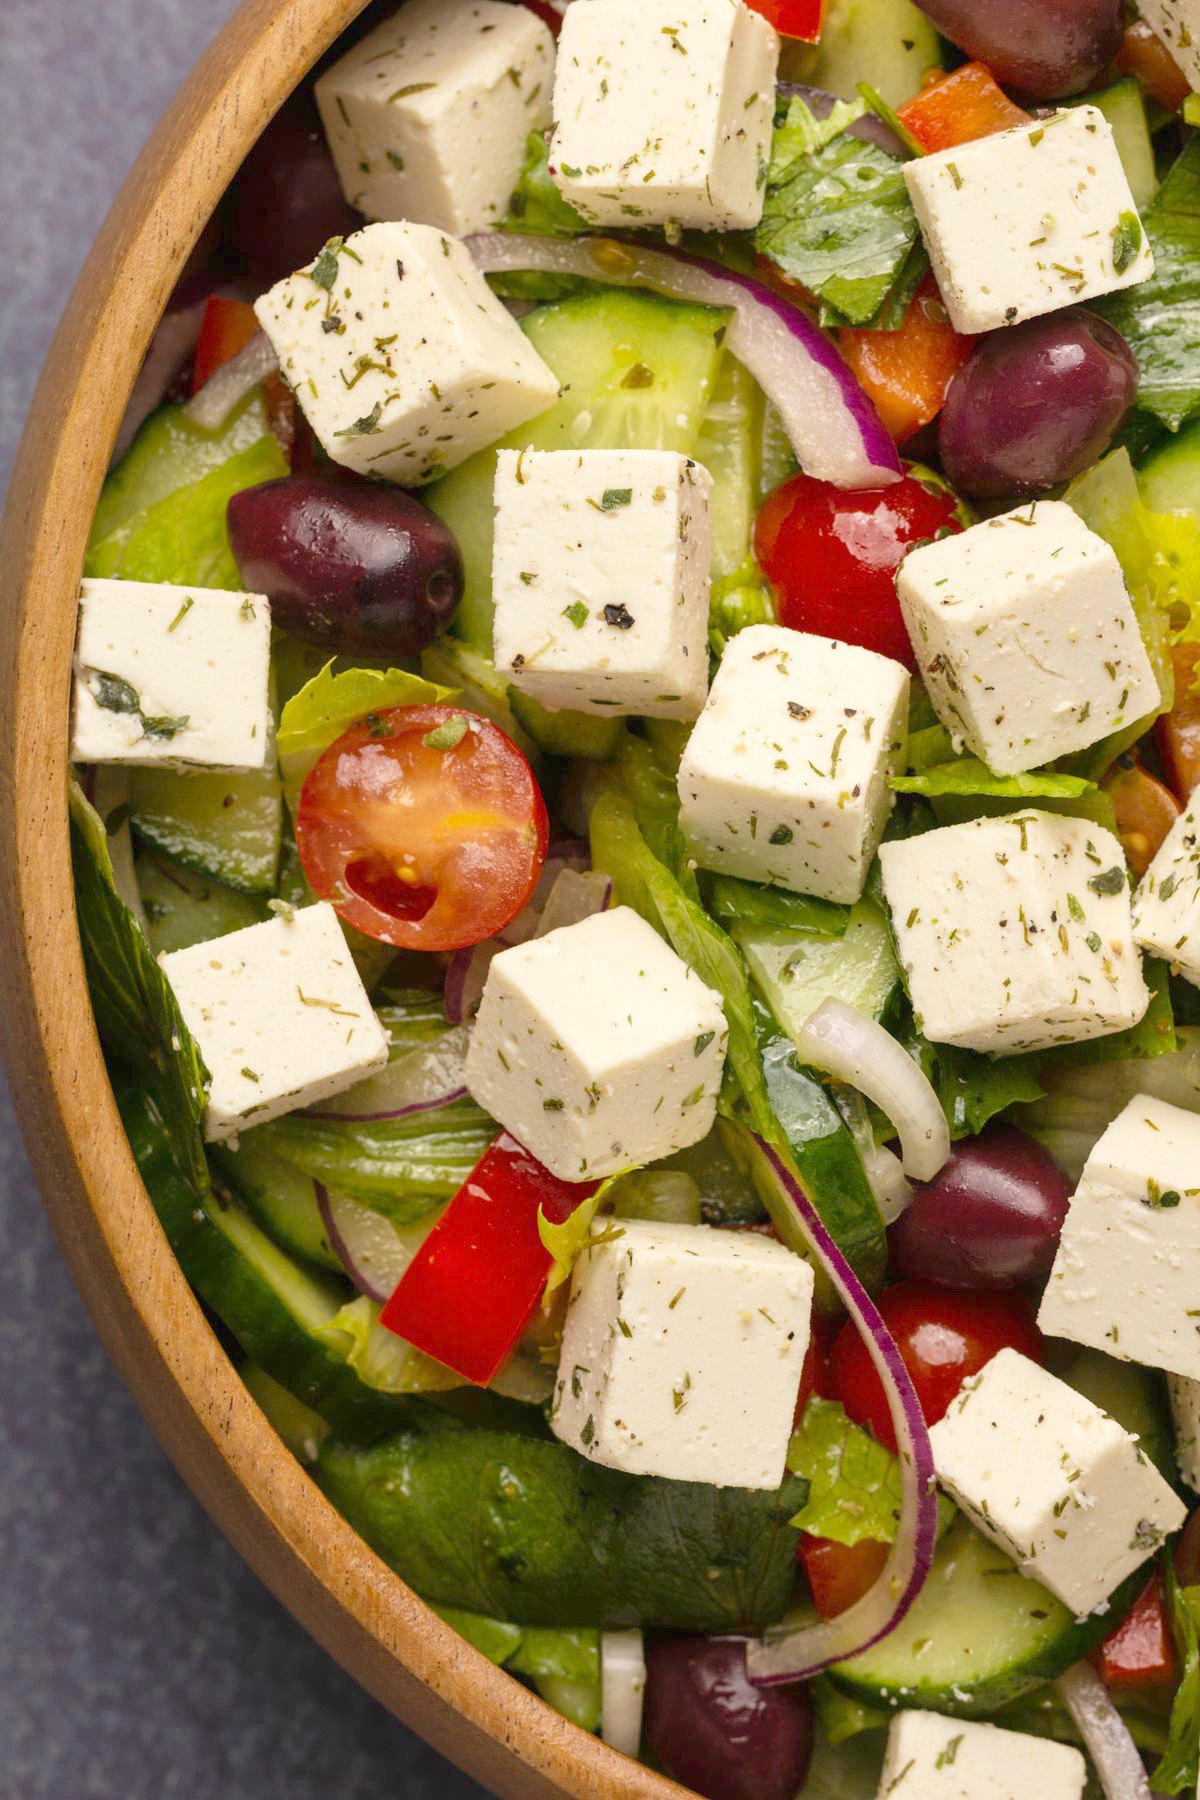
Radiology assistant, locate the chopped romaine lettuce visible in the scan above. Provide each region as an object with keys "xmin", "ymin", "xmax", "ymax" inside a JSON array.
[
  {"xmin": 1151, "ymin": 1559, "xmax": 1200, "ymax": 1796},
  {"xmin": 246, "ymin": 1095, "xmax": 494, "ymax": 1214},
  {"xmin": 1099, "ymin": 139, "xmax": 1200, "ymax": 432},
  {"xmin": 789, "ymin": 1396, "xmax": 956, "ymax": 1545},
  {"xmin": 502, "ymin": 128, "xmax": 591, "ymax": 238},
  {"xmin": 276, "ymin": 661, "xmax": 451, "ymax": 813}
]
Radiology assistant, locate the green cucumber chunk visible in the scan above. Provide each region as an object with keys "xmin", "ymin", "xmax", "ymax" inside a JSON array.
[
  {"xmin": 91, "ymin": 392, "xmax": 274, "ymax": 544},
  {"xmin": 829, "ymin": 1516, "xmax": 1143, "ymax": 1715},
  {"xmin": 781, "ymin": 0, "xmax": 941, "ymax": 106},
  {"xmin": 1075, "ymin": 80, "xmax": 1157, "ymax": 211},
  {"xmin": 241, "ymin": 1362, "xmax": 331, "ymax": 1462},
  {"xmin": 428, "ymin": 288, "xmax": 730, "ymax": 649},
  {"xmin": 1140, "ymin": 415, "xmax": 1200, "ymax": 517},
  {"xmin": 736, "ymin": 898, "xmax": 900, "ymax": 1033},
  {"xmin": 128, "ymin": 761, "xmax": 282, "ymax": 894},
  {"xmin": 1060, "ymin": 1347, "xmax": 1175, "ymax": 1483},
  {"xmin": 135, "ymin": 850, "xmax": 268, "ymax": 954},
  {"xmin": 213, "ymin": 1136, "xmax": 342, "ymax": 1272}
]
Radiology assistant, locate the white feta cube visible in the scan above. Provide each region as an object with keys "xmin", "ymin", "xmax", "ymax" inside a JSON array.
[
  {"xmin": 1039, "ymin": 1095, "xmax": 1200, "ymax": 1380},
  {"xmin": 549, "ymin": 0, "xmax": 779, "ymax": 232},
  {"xmin": 465, "ymin": 905, "xmax": 728, "ymax": 1181},
  {"xmin": 550, "ymin": 1218, "xmax": 813, "ymax": 1487},
  {"xmin": 315, "ymin": 0, "xmax": 555, "ymax": 233},
  {"xmin": 1133, "ymin": 790, "xmax": 1200, "ymax": 985},
  {"xmin": 254, "ymin": 222, "xmax": 559, "ymax": 486},
  {"xmin": 897, "ymin": 502, "xmax": 1158, "ymax": 776},
  {"xmin": 880, "ymin": 810, "xmax": 1149, "ymax": 1055},
  {"xmin": 160, "ymin": 903, "xmax": 389, "ymax": 1143},
  {"xmin": 492, "ymin": 448, "xmax": 712, "ymax": 720},
  {"xmin": 71, "ymin": 578, "xmax": 271, "ymax": 772},
  {"xmin": 930, "ymin": 1347, "xmax": 1186, "ymax": 1616},
  {"xmin": 875, "ymin": 1710, "xmax": 1087, "ymax": 1800},
  {"xmin": 677, "ymin": 625, "xmax": 909, "ymax": 904},
  {"xmin": 903, "ymin": 106, "xmax": 1154, "ymax": 334},
  {"xmin": 1138, "ymin": 1, "xmax": 1200, "ymax": 94},
  {"xmin": 1170, "ymin": 1374, "xmax": 1200, "ymax": 1490}
]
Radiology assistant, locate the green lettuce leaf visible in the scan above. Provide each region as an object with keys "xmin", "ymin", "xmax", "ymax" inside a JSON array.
[
  {"xmin": 426, "ymin": 1608, "xmax": 602, "ymax": 1728},
  {"xmin": 708, "ymin": 872, "xmax": 849, "ymax": 939},
  {"xmin": 502, "ymin": 128, "xmax": 592, "ymax": 239},
  {"xmin": 538, "ymin": 1174, "xmax": 626, "ymax": 1294},
  {"xmin": 1018, "ymin": 1024, "xmax": 1200, "ymax": 1182},
  {"xmin": 892, "ymin": 760, "xmax": 1095, "ymax": 802},
  {"xmin": 1150, "ymin": 1559, "xmax": 1200, "ymax": 1794},
  {"xmin": 276, "ymin": 661, "xmax": 453, "ymax": 812},
  {"xmin": 931, "ymin": 1041, "xmax": 1045, "ymax": 1138},
  {"xmin": 767, "ymin": 92, "xmax": 867, "ymax": 182},
  {"xmin": 247, "ymin": 1096, "xmax": 494, "ymax": 1212},
  {"xmin": 315, "ymin": 1294, "xmax": 464, "ymax": 1394},
  {"xmin": 1038, "ymin": 953, "xmax": 1176, "ymax": 1068},
  {"xmin": 788, "ymin": 1397, "xmax": 909, "ymax": 1545}
]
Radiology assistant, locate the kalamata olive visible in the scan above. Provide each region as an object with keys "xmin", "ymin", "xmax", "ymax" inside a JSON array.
[
  {"xmin": 227, "ymin": 474, "xmax": 464, "ymax": 655},
  {"xmin": 224, "ymin": 92, "xmax": 359, "ymax": 287},
  {"xmin": 643, "ymin": 1637, "xmax": 813, "ymax": 1800},
  {"xmin": 939, "ymin": 309, "xmax": 1138, "ymax": 499},
  {"xmin": 913, "ymin": 0, "xmax": 1122, "ymax": 97},
  {"xmin": 889, "ymin": 1126, "xmax": 1072, "ymax": 1291},
  {"xmin": 1176, "ymin": 1508, "xmax": 1200, "ymax": 1586}
]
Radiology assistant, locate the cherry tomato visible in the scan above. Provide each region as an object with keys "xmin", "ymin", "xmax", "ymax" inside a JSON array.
[
  {"xmin": 753, "ymin": 470, "xmax": 963, "ymax": 671},
  {"xmin": 794, "ymin": 1316, "xmax": 832, "ymax": 1425},
  {"xmin": 828, "ymin": 1282, "xmax": 1044, "ymax": 1452},
  {"xmin": 744, "ymin": 0, "xmax": 824, "ymax": 40},
  {"xmin": 1102, "ymin": 755, "xmax": 1182, "ymax": 877},
  {"xmin": 296, "ymin": 704, "xmax": 548, "ymax": 952},
  {"xmin": 522, "ymin": 0, "xmax": 563, "ymax": 32},
  {"xmin": 1093, "ymin": 1570, "xmax": 1177, "ymax": 1691},
  {"xmin": 798, "ymin": 1535, "xmax": 889, "ymax": 1619},
  {"xmin": 1157, "ymin": 641, "xmax": 1200, "ymax": 802}
]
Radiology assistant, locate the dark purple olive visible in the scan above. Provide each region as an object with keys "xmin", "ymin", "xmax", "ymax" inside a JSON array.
[
  {"xmin": 643, "ymin": 1637, "xmax": 813, "ymax": 1800},
  {"xmin": 227, "ymin": 474, "xmax": 464, "ymax": 655},
  {"xmin": 889, "ymin": 1126, "xmax": 1072, "ymax": 1291},
  {"xmin": 224, "ymin": 92, "xmax": 359, "ymax": 288},
  {"xmin": 939, "ymin": 308, "xmax": 1138, "ymax": 499},
  {"xmin": 913, "ymin": 0, "xmax": 1122, "ymax": 97},
  {"xmin": 1177, "ymin": 1508, "xmax": 1200, "ymax": 1586}
]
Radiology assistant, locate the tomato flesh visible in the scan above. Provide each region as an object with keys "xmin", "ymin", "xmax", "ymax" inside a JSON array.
[
  {"xmin": 828, "ymin": 1282, "xmax": 1044, "ymax": 1452},
  {"xmin": 296, "ymin": 704, "xmax": 548, "ymax": 952},
  {"xmin": 1102, "ymin": 755, "xmax": 1182, "ymax": 877},
  {"xmin": 1093, "ymin": 1571, "xmax": 1177, "ymax": 1691},
  {"xmin": 754, "ymin": 470, "xmax": 963, "ymax": 671},
  {"xmin": 798, "ymin": 1534, "xmax": 889, "ymax": 1619},
  {"xmin": 1157, "ymin": 641, "xmax": 1200, "ymax": 802},
  {"xmin": 743, "ymin": 0, "xmax": 824, "ymax": 40}
]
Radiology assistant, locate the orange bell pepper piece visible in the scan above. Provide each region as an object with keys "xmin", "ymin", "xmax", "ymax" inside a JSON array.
[
  {"xmin": 1157, "ymin": 641, "xmax": 1200, "ymax": 802},
  {"xmin": 1102, "ymin": 755, "xmax": 1183, "ymax": 876},
  {"xmin": 897, "ymin": 62, "xmax": 1031, "ymax": 155},
  {"xmin": 839, "ymin": 273, "xmax": 973, "ymax": 444},
  {"xmin": 1116, "ymin": 21, "xmax": 1191, "ymax": 113}
]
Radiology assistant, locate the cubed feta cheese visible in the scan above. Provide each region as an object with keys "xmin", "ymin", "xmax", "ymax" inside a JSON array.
[
  {"xmin": 160, "ymin": 903, "xmax": 389, "ymax": 1142},
  {"xmin": 315, "ymin": 0, "xmax": 555, "ymax": 233},
  {"xmin": 903, "ymin": 106, "xmax": 1154, "ymax": 334},
  {"xmin": 492, "ymin": 448, "xmax": 712, "ymax": 720},
  {"xmin": 1133, "ymin": 790, "xmax": 1200, "ymax": 984},
  {"xmin": 254, "ymin": 222, "xmax": 559, "ymax": 485},
  {"xmin": 549, "ymin": 0, "xmax": 779, "ymax": 232},
  {"xmin": 897, "ymin": 502, "xmax": 1158, "ymax": 776},
  {"xmin": 879, "ymin": 810, "xmax": 1149, "ymax": 1054},
  {"xmin": 1039, "ymin": 1095, "xmax": 1200, "ymax": 1380},
  {"xmin": 929, "ymin": 1347, "xmax": 1186, "ymax": 1616},
  {"xmin": 550, "ymin": 1217, "xmax": 813, "ymax": 1487},
  {"xmin": 71, "ymin": 578, "xmax": 271, "ymax": 772},
  {"xmin": 1170, "ymin": 1374, "xmax": 1200, "ymax": 1490},
  {"xmin": 465, "ymin": 905, "xmax": 728, "ymax": 1180},
  {"xmin": 1138, "ymin": 1, "xmax": 1200, "ymax": 94},
  {"xmin": 676, "ymin": 625, "xmax": 909, "ymax": 904},
  {"xmin": 875, "ymin": 1710, "xmax": 1087, "ymax": 1800}
]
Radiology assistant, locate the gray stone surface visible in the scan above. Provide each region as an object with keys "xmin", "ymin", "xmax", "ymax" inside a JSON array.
[{"xmin": 0, "ymin": 3, "xmax": 487, "ymax": 1794}]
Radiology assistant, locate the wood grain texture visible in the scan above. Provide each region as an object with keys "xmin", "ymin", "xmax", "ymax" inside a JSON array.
[{"xmin": 0, "ymin": 3, "xmax": 686, "ymax": 1794}]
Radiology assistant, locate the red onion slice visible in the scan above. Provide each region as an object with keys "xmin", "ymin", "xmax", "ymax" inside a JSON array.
[
  {"xmin": 467, "ymin": 233, "xmax": 901, "ymax": 489},
  {"xmin": 184, "ymin": 328, "xmax": 278, "ymax": 430},
  {"xmin": 745, "ymin": 1135, "xmax": 939, "ymax": 1684},
  {"xmin": 601, "ymin": 1629, "xmax": 647, "ymax": 1760},
  {"xmin": 445, "ymin": 941, "xmax": 502, "ymax": 1025},
  {"xmin": 113, "ymin": 298, "xmax": 208, "ymax": 461},
  {"xmin": 796, "ymin": 999, "xmax": 950, "ymax": 1183},
  {"xmin": 302, "ymin": 1027, "xmax": 471, "ymax": 1123},
  {"xmin": 318, "ymin": 1184, "xmax": 440, "ymax": 1302},
  {"xmin": 534, "ymin": 868, "xmax": 612, "ymax": 937},
  {"xmin": 1055, "ymin": 1663, "xmax": 1153, "ymax": 1800}
]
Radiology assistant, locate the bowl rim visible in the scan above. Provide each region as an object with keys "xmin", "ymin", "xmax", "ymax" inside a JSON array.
[{"xmin": 0, "ymin": 3, "xmax": 687, "ymax": 1793}]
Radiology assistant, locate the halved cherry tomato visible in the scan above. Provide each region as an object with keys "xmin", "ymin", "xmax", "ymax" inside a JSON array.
[
  {"xmin": 1157, "ymin": 641, "xmax": 1200, "ymax": 801},
  {"xmin": 296, "ymin": 704, "xmax": 548, "ymax": 952},
  {"xmin": 798, "ymin": 1535, "xmax": 889, "ymax": 1619},
  {"xmin": 828, "ymin": 1282, "xmax": 1044, "ymax": 1452},
  {"xmin": 753, "ymin": 469, "xmax": 963, "ymax": 671},
  {"xmin": 1116, "ymin": 20, "xmax": 1191, "ymax": 113},
  {"xmin": 744, "ymin": 0, "xmax": 823, "ymax": 41},
  {"xmin": 1093, "ymin": 1570, "xmax": 1177, "ymax": 1691},
  {"xmin": 839, "ymin": 274, "xmax": 974, "ymax": 445},
  {"xmin": 896, "ymin": 63, "xmax": 1030, "ymax": 155},
  {"xmin": 794, "ymin": 1315, "xmax": 832, "ymax": 1425},
  {"xmin": 192, "ymin": 294, "xmax": 297, "ymax": 460},
  {"xmin": 1102, "ymin": 755, "xmax": 1182, "ymax": 877}
]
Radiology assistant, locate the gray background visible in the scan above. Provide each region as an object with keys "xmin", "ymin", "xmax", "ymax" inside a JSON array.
[{"xmin": 0, "ymin": 2, "xmax": 486, "ymax": 1793}]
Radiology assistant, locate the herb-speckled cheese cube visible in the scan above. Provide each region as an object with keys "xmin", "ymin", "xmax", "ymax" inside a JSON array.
[
  {"xmin": 875, "ymin": 1710, "xmax": 1087, "ymax": 1800},
  {"xmin": 1133, "ymin": 789, "xmax": 1200, "ymax": 985},
  {"xmin": 677, "ymin": 624, "xmax": 909, "ymax": 904},
  {"xmin": 1138, "ymin": 1, "xmax": 1200, "ymax": 93},
  {"xmin": 315, "ymin": 0, "xmax": 555, "ymax": 232},
  {"xmin": 929, "ymin": 1348, "xmax": 1185, "ymax": 1616},
  {"xmin": 492, "ymin": 448, "xmax": 712, "ymax": 720},
  {"xmin": 550, "ymin": 1218, "xmax": 813, "ymax": 1488},
  {"xmin": 1039, "ymin": 1095, "xmax": 1200, "ymax": 1379},
  {"xmin": 465, "ymin": 905, "xmax": 728, "ymax": 1181},
  {"xmin": 897, "ymin": 502, "xmax": 1158, "ymax": 777},
  {"xmin": 71, "ymin": 578, "xmax": 271, "ymax": 772},
  {"xmin": 1169, "ymin": 1374, "xmax": 1200, "ymax": 1490},
  {"xmin": 160, "ymin": 903, "xmax": 389, "ymax": 1143},
  {"xmin": 254, "ymin": 222, "xmax": 559, "ymax": 485},
  {"xmin": 880, "ymin": 810, "xmax": 1149, "ymax": 1055},
  {"xmin": 903, "ymin": 106, "xmax": 1154, "ymax": 334},
  {"xmin": 549, "ymin": 0, "xmax": 779, "ymax": 232}
]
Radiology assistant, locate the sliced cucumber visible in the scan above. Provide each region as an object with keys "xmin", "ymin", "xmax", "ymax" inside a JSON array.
[
  {"xmin": 781, "ymin": 0, "xmax": 941, "ymax": 106},
  {"xmin": 1082, "ymin": 80, "xmax": 1157, "ymax": 211},
  {"xmin": 129, "ymin": 759, "xmax": 282, "ymax": 895},
  {"xmin": 736, "ymin": 898, "xmax": 899, "ymax": 1035},
  {"xmin": 1060, "ymin": 1347, "xmax": 1175, "ymax": 1483},
  {"xmin": 694, "ymin": 356, "xmax": 767, "ymax": 581},
  {"xmin": 135, "ymin": 849, "xmax": 268, "ymax": 954},
  {"xmin": 507, "ymin": 687, "xmax": 622, "ymax": 761},
  {"xmin": 91, "ymin": 393, "xmax": 273, "ymax": 545},
  {"xmin": 213, "ymin": 1136, "xmax": 342, "ymax": 1272},
  {"xmin": 829, "ymin": 1516, "xmax": 1142, "ymax": 1715},
  {"xmin": 241, "ymin": 1362, "xmax": 331, "ymax": 1461},
  {"xmin": 1140, "ymin": 416, "xmax": 1200, "ymax": 517},
  {"xmin": 428, "ymin": 289, "xmax": 730, "ymax": 648}
]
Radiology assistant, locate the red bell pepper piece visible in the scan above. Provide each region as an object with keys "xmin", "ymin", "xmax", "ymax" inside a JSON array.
[
  {"xmin": 1093, "ymin": 1570, "xmax": 1178, "ymax": 1691},
  {"xmin": 897, "ymin": 63, "xmax": 1030, "ymax": 156},
  {"xmin": 191, "ymin": 295, "xmax": 261, "ymax": 395},
  {"xmin": 743, "ymin": 0, "xmax": 824, "ymax": 42},
  {"xmin": 379, "ymin": 1132, "xmax": 599, "ymax": 1385},
  {"xmin": 1116, "ymin": 21, "xmax": 1191, "ymax": 113},
  {"xmin": 1157, "ymin": 641, "xmax": 1200, "ymax": 802},
  {"xmin": 839, "ymin": 273, "xmax": 973, "ymax": 445},
  {"xmin": 798, "ymin": 1534, "xmax": 890, "ymax": 1619}
]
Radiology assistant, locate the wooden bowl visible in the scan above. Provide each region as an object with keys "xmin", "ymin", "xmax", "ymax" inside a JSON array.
[{"xmin": 0, "ymin": 4, "xmax": 687, "ymax": 1793}]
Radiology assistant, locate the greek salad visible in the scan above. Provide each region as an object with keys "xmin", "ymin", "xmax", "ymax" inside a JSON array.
[{"xmin": 69, "ymin": 0, "xmax": 1200, "ymax": 1793}]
